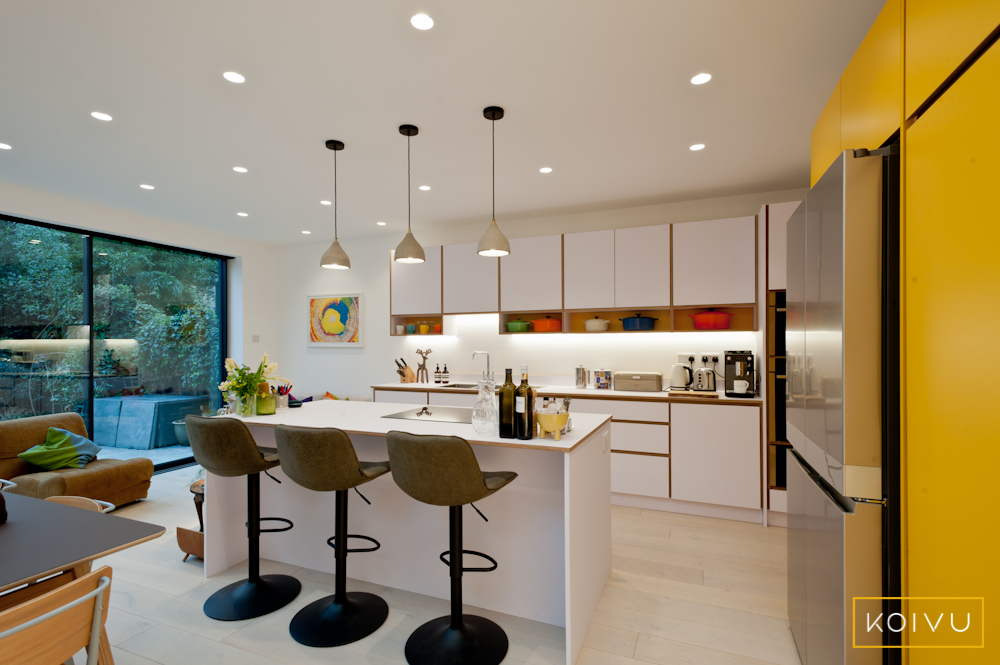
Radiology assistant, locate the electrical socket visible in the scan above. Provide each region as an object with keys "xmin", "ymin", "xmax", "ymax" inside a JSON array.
[
  {"xmin": 678, "ymin": 351, "xmax": 696, "ymax": 365},
  {"xmin": 698, "ymin": 351, "xmax": 721, "ymax": 367}
]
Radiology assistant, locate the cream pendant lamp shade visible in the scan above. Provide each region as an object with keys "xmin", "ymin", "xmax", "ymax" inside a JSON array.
[
  {"xmin": 477, "ymin": 106, "xmax": 510, "ymax": 257},
  {"xmin": 394, "ymin": 124, "xmax": 425, "ymax": 263},
  {"xmin": 320, "ymin": 139, "xmax": 351, "ymax": 270}
]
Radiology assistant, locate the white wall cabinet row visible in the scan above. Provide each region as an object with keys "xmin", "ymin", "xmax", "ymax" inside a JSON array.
[{"xmin": 389, "ymin": 217, "xmax": 757, "ymax": 316}]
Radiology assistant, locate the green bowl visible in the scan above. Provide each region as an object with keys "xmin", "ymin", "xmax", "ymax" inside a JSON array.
[{"xmin": 506, "ymin": 320, "xmax": 531, "ymax": 332}]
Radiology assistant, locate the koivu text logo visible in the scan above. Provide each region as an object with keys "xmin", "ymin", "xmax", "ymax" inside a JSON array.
[{"xmin": 852, "ymin": 597, "xmax": 985, "ymax": 649}]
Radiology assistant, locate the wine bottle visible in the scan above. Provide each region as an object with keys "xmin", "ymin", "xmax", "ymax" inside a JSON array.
[
  {"xmin": 499, "ymin": 368, "xmax": 516, "ymax": 439},
  {"xmin": 515, "ymin": 364, "xmax": 534, "ymax": 440}
]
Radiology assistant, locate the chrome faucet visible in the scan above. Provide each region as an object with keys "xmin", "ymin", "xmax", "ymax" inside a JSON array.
[{"xmin": 472, "ymin": 351, "xmax": 491, "ymax": 381}]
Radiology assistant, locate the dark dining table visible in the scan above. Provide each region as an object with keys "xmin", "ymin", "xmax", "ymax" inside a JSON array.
[{"xmin": 0, "ymin": 492, "xmax": 165, "ymax": 663}]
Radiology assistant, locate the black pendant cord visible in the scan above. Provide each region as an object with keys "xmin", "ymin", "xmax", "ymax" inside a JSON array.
[
  {"xmin": 407, "ymin": 134, "xmax": 412, "ymax": 232},
  {"xmin": 333, "ymin": 149, "xmax": 338, "ymax": 240},
  {"xmin": 491, "ymin": 119, "xmax": 495, "ymax": 220}
]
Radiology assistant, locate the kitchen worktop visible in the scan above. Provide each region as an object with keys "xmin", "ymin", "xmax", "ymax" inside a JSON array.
[
  {"xmin": 371, "ymin": 381, "xmax": 762, "ymax": 404},
  {"xmin": 232, "ymin": 397, "xmax": 611, "ymax": 452}
]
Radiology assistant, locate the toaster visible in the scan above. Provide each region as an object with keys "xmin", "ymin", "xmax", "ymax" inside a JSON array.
[{"xmin": 613, "ymin": 372, "xmax": 662, "ymax": 392}]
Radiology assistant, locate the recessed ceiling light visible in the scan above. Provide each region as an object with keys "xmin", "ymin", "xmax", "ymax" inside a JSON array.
[
  {"xmin": 140, "ymin": 184, "xmax": 154, "ymax": 190},
  {"xmin": 91, "ymin": 112, "xmax": 112, "ymax": 121},
  {"xmin": 690, "ymin": 73, "xmax": 712, "ymax": 85},
  {"xmin": 320, "ymin": 200, "xmax": 332, "ymax": 205},
  {"xmin": 419, "ymin": 185, "xmax": 431, "ymax": 191},
  {"xmin": 29, "ymin": 239, "xmax": 41, "ymax": 244},
  {"xmin": 98, "ymin": 252, "xmax": 108, "ymax": 256},
  {"xmin": 410, "ymin": 13, "xmax": 434, "ymax": 30},
  {"xmin": 689, "ymin": 144, "xmax": 706, "ymax": 151},
  {"xmin": 223, "ymin": 72, "xmax": 245, "ymax": 83},
  {"xmin": 377, "ymin": 222, "xmax": 387, "ymax": 226},
  {"xmin": 233, "ymin": 166, "xmax": 248, "ymax": 173},
  {"xmin": 237, "ymin": 212, "xmax": 248, "ymax": 217},
  {"xmin": 539, "ymin": 167, "xmax": 552, "ymax": 173},
  {"xmin": 0, "ymin": 143, "xmax": 11, "ymax": 150},
  {"xmin": 302, "ymin": 230, "xmax": 311, "ymax": 235}
]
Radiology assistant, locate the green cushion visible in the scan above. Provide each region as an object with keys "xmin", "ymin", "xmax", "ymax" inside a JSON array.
[{"xmin": 17, "ymin": 427, "xmax": 101, "ymax": 470}]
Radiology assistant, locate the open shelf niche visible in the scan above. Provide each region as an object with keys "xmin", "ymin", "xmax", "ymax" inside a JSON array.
[
  {"xmin": 671, "ymin": 305, "xmax": 757, "ymax": 332},
  {"xmin": 566, "ymin": 308, "xmax": 672, "ymax": 333},
  {"xmin": 390, "ymin": 313, "xmax": 445, "ymax": 336},
  {"xmin": 499, "ymin": 311, "xmax": 565, "ymax": 334}
]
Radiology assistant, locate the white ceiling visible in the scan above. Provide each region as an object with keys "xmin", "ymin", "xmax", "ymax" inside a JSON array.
[{"xmin": 0, "ymin": 0, "xmax": 883, "ymax": 243}]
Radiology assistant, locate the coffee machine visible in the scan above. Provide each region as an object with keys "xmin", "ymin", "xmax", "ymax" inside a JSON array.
[{"xmin": 724, "ymin": 351, "xmax": 755, "ymax": 398}]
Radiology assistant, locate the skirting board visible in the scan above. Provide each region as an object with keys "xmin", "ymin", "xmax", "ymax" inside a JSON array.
[
  {"xmin": 767, "ymin": 510, "xmax": 788, "ymax": 528},
  {"xmin": 611, "ymin": 492, "xmax": 764, "ymax": 524}
]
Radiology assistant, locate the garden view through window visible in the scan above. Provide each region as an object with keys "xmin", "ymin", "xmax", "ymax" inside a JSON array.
[{"xmin": 0, "ymin": 216, "xmax": 226, "ymax": 469}]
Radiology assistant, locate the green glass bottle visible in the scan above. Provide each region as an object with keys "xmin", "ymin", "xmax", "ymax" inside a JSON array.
[
  {"xmin": 515, "ymin": 364, "xmax": 534, "ymax": 440},
  {"xmin": 499, "ymin": 368, "xmax": 516, "ymax": 439}
]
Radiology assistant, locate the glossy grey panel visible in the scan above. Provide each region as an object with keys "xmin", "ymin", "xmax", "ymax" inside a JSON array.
[
  {"xmin": 787, "ymin": 448, "xmax": 810, "ymax": 664},
  {"xmin": 806, "ymin": 454, "xmax": 846, "ymax": 665},
  {"xmin": 785, "ymin": 199, "xmax": 807, "ymax": 453}
]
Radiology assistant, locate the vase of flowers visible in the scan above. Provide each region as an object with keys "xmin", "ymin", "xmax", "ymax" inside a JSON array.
[{"xmin": 218, "ymin": 353, "xmax": 284, "ymax": 418}]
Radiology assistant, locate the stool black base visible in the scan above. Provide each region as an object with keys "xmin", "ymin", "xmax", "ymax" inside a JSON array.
[
  {"xmin": 404, "ymin": 614, "xmax": 509, "ymax": 665},
  {"xmin": 204, "ymin": 574, "xmax": 301, "ymax": 621},
  {"xmin": 290, "ymin": 591, "xmax": 389, "ymax": 647}
]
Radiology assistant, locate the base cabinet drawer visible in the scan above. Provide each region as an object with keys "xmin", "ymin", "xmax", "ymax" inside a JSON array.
[
  {"xmin": 611, "ymin": 422, "xmax": 669, "ymax": 455},
  {"xmin": 570, "ymin": 398, "xmax": 670, "ymax": 423},
  {"xmin": 611, "ymin": 452, "xmax": 669, "ymax": 498},
  {"xmin": 428, "ymin": 392, "xmax": 479, "ymax": 408},
  {"xmin": 373, "ymin": 390, "xmax": 428, "ymax": 405}
]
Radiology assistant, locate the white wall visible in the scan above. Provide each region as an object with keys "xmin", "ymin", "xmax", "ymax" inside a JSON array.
[
  {"xmin": 269, "ymin": 188, "xmax": 810, "ymax": 399},
  {"xmin": 0, "ymin": 180, "xmax": 274, "ymax": 366}
]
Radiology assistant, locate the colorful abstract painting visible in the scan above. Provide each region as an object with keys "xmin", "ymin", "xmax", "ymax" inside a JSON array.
[{"xmin": 308, "ymin": 294, "xmax": 363, "ymax": 346}]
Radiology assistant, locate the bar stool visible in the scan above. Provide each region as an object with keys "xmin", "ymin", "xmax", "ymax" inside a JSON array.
[
  {"xmin": 274, "ymin": 425, "xmax": 392, "ymax": 647},
  {"xmin": 385, "ymin": 430, "xmax": 517, "ymax": 665},
  {"xmin": 185, "ymin": 415, "xmax": 301, "ymax": 621}
]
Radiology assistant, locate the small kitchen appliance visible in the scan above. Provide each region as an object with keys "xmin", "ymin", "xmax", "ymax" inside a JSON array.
[
  {"xmin": 593, "ymin": 369, "xmax": 613, "ymax": 389},
  {"xmin": 613, "ymin": 372, "xmax": 662, "ymax": 392},
  {"xmin": 575, "ymin": 366, "xmax": 589, "ymax": 389},
  {"xmin": 724, "ymin": 351, "xmax": 755, "ymax": 397},
  {"xmin": 669, "ymin": 363, "xmax": 693, "ymax": 390},
  {"xmin": 692, "ymin": 367, "xmax": 716, "ymax": 392}
]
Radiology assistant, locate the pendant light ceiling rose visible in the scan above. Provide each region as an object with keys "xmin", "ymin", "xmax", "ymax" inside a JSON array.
[
  {"xmin": 394, "ymin": 124, "xmax": 425, "ymax": 263},
  {"xmin": 320, "ymin": 138, "xmax": 351, "ymax": 270},
  {"xmin": 478, "ymin": 106, "xmax": 511, "ymax": 257}
]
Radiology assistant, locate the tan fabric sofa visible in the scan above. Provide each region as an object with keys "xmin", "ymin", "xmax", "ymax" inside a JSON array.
[{"xmin": 0, "ymin": 413, "xmax": 154, "ymax": 506}]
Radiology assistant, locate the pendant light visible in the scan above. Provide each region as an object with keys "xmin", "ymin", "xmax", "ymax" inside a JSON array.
[
  {"xmin": 477, "ymin": 106, "xmax": 510, "ymax": 257},
  {"xmin": 320, "ymin": 139, "xmax": 351, "ymax": 269},
  {"xmin": 394, "ymin": 124, "xmax": 425, "ymax": 263}
]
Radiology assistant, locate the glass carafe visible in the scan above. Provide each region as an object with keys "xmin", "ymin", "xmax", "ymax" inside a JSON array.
[{"xmin": 471, "ymin": 378, "xmax": 498, "ymax": 436}]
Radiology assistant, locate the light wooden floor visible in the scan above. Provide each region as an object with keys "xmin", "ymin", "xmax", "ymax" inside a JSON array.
[{"xmin": 74, "ymin": 468, "xmax": 797, "ymax": 665}]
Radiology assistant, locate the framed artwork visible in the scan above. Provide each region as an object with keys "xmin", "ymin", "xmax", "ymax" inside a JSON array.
[{"xmin": 308, "ymin": 294, "xmax": 363, "ymax": 347}]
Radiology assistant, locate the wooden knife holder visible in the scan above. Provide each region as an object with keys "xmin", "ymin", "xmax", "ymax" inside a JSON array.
[{"xmin": 399, "ymin": 367, "xmax": 417, "ymax": 383}]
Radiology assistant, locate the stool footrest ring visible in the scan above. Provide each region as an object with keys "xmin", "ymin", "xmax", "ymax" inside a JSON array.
[
  {"xmin": 247, "ymin": 517, "xmax": 294, "ymax": 533},
  {"xmin": 327, "ymin": 534, "xmax": 381, "ymax": 554},
  {"xmin": 439, "ymin": 549, "xmax": 498, "ymax": 573}
]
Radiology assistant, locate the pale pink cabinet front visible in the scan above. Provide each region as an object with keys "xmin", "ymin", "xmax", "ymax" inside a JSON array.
[
  {"xmin": 443, "ymin": 243, "xmax": 499, "ymax": 313},
  {"xmin": 390, "ymin": 245, "xmax": 442, "ymax": 316},
  {"xmin": 499, "ymin": 235, "xmax": 563, "ymax": 312},
  {"xmin": 563, "ymin": 230, "xmax": 615, "ymax": 309},
  {"xmin": 672, "ymin": 217, "xmax": 756, "ymax": 306},
  {"xmin": 614, "ymin": 225, "xmax": 671, "ymax": 308}
]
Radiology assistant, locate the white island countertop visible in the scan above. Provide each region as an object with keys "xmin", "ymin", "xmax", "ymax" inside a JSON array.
[
  {"xmin": 371, "ymin": 381, "xmax": 762, "ymax": 404},
  {"xmin": 232, "ymin": 398, "xmax": 611, "ymax": 453}
]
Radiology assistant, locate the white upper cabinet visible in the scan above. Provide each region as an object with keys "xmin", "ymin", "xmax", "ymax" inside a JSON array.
[
  {"xmin": 766, "ymin": 201, "xmax": 801, "ymax": 291},
  {"xmin": 563, "ymin": 230, "xmax": 615, "ymax": 309},
  {"xmin": 672, "ymin": 216, "xmax": 756, "ymax": 306},
  {"xmin": 614, "ymin": 225, "xmax": 671, "ymax": 308},
  {"xmin": 500, "ymin": 235, "xmax": 562, "ymax": 311},
  {"xmin": 443, "ymin": 243, "xmax": 499, "ymax": 313},
  {"xmin": 390, "ymin": 245, "xmax": 442, "ymax": 315}
]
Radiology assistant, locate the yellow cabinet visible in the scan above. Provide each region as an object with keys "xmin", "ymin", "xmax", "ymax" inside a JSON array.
[
  {"xmin": 905, "ymin": 0, "xmax": 1000, "ymax": 118},
  {"xmin": 905, "ymin": 39, "xmax": 1000, "ymax": 662},
  {"xmin": 841, "ymin": 0, "xmax": 900, "ymax": 151},
  {"xmin": 810, "ymin": 81, "xmax": 841, "ymax": 186}
]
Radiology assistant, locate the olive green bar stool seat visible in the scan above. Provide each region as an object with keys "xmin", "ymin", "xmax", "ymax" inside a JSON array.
[
  {"xmin": 185, "ymin": 415, "xmax": 301, "ymax": 621},
  {"xmin": 385, "ymin": 431, "xmax": 517, "ymax": 665},
  {"xmin": 275, "ymin": 425, "xmax": 391, "ymax": 648}
]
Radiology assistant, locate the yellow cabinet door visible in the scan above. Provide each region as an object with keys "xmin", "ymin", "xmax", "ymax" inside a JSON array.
[
  {"xmin": 841, "ymin": 0, "xmax": 901, "ymax": 151},
  {"xmin": 810, "ymin": 81, "xmax": 841, "ymax": 186},
  {"xmin": 905, "ymin": 40, "xmax": 1000, "ymax": 661},
  {"xmin": 905, "ymin": 0, "xmax": 1000, "ymax": 118}
]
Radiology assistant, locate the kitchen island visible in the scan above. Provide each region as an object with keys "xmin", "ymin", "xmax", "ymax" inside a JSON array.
[{"xmin": 203, "ymin": 399, "xmax": 611, "ymax": 665}]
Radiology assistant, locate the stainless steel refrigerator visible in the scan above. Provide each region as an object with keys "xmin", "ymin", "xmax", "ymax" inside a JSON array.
[{"xmin": 785, "ymin": 147, "xmax": 899, "ymax": 665}]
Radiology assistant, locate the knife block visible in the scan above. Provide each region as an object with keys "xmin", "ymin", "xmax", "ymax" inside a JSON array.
[{"xmin": 399, "ymin": 367, "xmax": 416, "ymax": 383}]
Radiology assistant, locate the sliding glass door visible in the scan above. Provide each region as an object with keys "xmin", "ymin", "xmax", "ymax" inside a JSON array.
[{"xmin": 0, "ymin": 214, "xmax": 226, "ymax": 470}]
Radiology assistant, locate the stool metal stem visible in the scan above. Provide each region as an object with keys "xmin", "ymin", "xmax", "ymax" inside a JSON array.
[
  {"xmin": 247, "ymin": 473, "xmax": 260, "ymax": 584},
  {"xmin": 449, "ymin": 505, "xmax": 464, "ymax": 630},
  {"xmin": 335, "ymin": 489, "xmax": 348, "ymax": 603}
]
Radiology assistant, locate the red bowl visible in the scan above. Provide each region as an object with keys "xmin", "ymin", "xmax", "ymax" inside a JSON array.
[
  {"xmin": 690, "ymin": 310, "xmax": 731, "ymax": 330},
  {"xmin": 531, "ymin": 318, "xmax": 562, "ymax": 332}
]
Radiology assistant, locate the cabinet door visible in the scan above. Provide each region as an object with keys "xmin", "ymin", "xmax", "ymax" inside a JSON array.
[
  {"xmin": 614, "ymin": 225, "xmax": 671, "ymax": 308},
  {"xmin": 390, "ymin": 246, "xmax": 442, "ymax": 316},
  {"xmin": 670, "ymin": 403, "xmax": 761, "ymax": 509},
  {"xmin": 766, "ymin": 201, "xmax": 802, "ymax": 291},
  {"xmin": 373, "ymin": 390, "xmax": 428, "ymax": 405},
  {"xmin": 563, "ymin": 230, "xmax": 615, "ymax": 309},
  {"xmin": 569, "ymin": 398, "xmax": 670, "ymax": 423},
  {"xmin": 428, "ymin": 391, "xmax": 478, "ymax": 407},
  {"xmin": 443, "ymin": 243, "xmax": 498, "ymax": 313},
  {"xmin": 611, "ymin": 452, "xmax": 669, "ymax": 498},
  {"xmin": 811, "ymin": 82, "xmax": 841, "ymax": 186},
  {"xmin": 499, "ymin": 235, "xmax": 562, "ymax": 311},
  {"xmin": 611, "ymin": 422, "xmax": 669, "ymax": 455},
  {"xmin": 672, "ymin": 217, "xmax": 756, "ymax": 306},
  {"xmin": 840, "ymin": 0, "xmax": 900, "ymax": 151}
]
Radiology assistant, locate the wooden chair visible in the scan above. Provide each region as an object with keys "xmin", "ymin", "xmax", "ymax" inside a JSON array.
[
  {"xmin": 0, "ymin": 566, "xmax": 113, "ymax": 665},
  {"xmin": 45, "ymin": 496, "xmax": 115, "ymax": 513}
]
